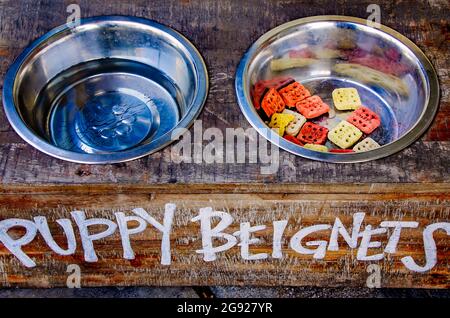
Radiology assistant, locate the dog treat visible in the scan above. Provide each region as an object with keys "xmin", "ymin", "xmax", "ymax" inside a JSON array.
[
  {"xmin": 333, "ymin": 63, "xmax": 409, "ymax": 96},
  {"xmin": 353, "ymin": 137, "xmax": 381, "ymax": 152},
  {"xmin": 303, "ymin": 144, "xmax": 328, "ymax": 152},
  {"xmin": 296, "ymin": 95, "xmax": 330, "ymax": 119},
  {"xmin": 282, "ymin": 109, "xmax": 306, "ymax": 136},
  {"xmin": 252, "ymin": 77, "xmax": 294, "ymax": 110},
  {"xmin": 283, "ymin": 134, "xmax": 304, "ymax": 146},
  {"xmin": 278, "ymin": 82, "xmax": 311, "ymax": 107},
  {"xmin": 346, "ymin": 106, "xmax": 381, "ymax": 134},
  {"xmin": 297, "ymin": 122, "xmax": 329, "ymax": 145},
  {"xmin": 328, "ymin": 120, "xmax": 363, "ymax": 149},
  {"xmin": 269, "ymin": 113, "xmax": 295, "ymax": 136},
  {"xmin": 332, "ymin": 87, "xmax": 362, "ymax": 111},
  {"xmin": 270, "ymin": 57, "xmax": 318, "ymax": 71},
  {"xmin": 261, "ymin": 88, "xmax": 285, "ymax": 118}
]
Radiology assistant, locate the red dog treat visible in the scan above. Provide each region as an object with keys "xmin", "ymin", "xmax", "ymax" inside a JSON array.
[
  {"xmin": 329, "ymin": 148, "xmax": 355, "ymax": 153},
  {"xmin": 261, "ymin": 88, "xmax": 286, "ymax": 117},
  {"xmin": 296, "ymin": 95, "xmax": 330, "ymax": 119},
  {"xmin": 251, "ymin": 77, "xmax": 294, "ymax": 110},
  {"xmin": 297, "ymin": 122, "xmax": 328, "ymax": 145},
  {"xmin": 278, "ymin": 82, "xmax": 311, "ymax": 107},
  {"xmin": 283, "ymin": 134, "xmax": 304, "ymax": 146},
  {"xmin": 346, "ymin": 106, "xmax": 381, "ymax": 134}
]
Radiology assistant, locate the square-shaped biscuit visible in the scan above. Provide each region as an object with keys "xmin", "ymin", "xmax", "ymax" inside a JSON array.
[
  {"xmin": 353, "ymin": 137, "xmax": 381, "ymax": 152},
  {"xmin": 252, "ymin": 77, "xmax": 294, "ymax": 110},
  {"xmin": 346, "ymin": 106, "xmax": 381, "ymax": 134},
  {"xmin": 332, "ymin": 87, "xmax": 362, "ymax": 110},
  {"xmin": 282, "ymin": 109, "xmax": 306, "ymax": 136},
  {"xmin": 328, "ymin": 121, "xmax": 363, "ymax": 149},
  {"xmin": 295, "ymin": 95, "xmax": 330, "ymax": 119},
  {"xmin": 261, "ymin": 88, "xmax": 285, "ymax": 118},
  {"xmin": 269, "ymin": 113, "xmax": 295, "ymax": 136},
  {"xmin": 297, "ymin": 122, "xmax": 329, "ymax": 145},
  {"xmin": 278, "ymin": 82, "xmax": 311, "ymax": 107}
]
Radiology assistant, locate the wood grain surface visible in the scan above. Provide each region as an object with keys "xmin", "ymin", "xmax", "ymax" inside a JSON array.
[
  {"xmin": 0, "ymin": 0, "xmax": 448, "ymax": 289},
  {"xmin": 0, "ymin": 0, "xmax": 448, "ymax": 184}
]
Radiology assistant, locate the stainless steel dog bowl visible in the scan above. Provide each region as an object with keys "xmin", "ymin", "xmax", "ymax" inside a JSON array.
[
  {"xmin": 235, "ymin": 16, "xmax": 439, "ymax": 162},
  {"xmin": 3, "ymin": 16, "xmax": 208, "ymax": 163}
]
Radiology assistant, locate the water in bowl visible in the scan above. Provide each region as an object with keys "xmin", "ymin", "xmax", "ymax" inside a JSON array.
[{"xmin": 34, "ymin": 58, "xmax": 184, "ymax": 153}]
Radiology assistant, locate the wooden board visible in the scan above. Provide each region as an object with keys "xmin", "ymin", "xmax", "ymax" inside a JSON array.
[
  {"xmin": 0, "ymin": 0, "xmax": 448, "ymax": 185},
  {"xmin": 0, "ymin": 0, "xmax": 449, "ymax": 288},
  {"xmin": 0, "ymin": 183, "xmax": 449, "ymax": 288}
]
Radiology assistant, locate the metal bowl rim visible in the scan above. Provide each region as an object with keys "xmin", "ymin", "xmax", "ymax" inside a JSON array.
[
  {"xmin": 235, "ymin": 15, "xmax": 440, "ymax": 163},
  {"xmin": 2, "ymin": 15, "xmax": 209, "ymax": 164}
]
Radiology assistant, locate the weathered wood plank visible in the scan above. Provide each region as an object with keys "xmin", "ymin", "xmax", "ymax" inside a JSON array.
[
  {"xmin": 0, "ymin": 183, "xmax": 448, "ymax": 288},
  {"xmin": 0, "ymin": 141, "xmax": 448, "ymax": 184},
  {"xmin": 0, "ymin": 0, "xmax": 448, "ymax": 185},
  {"xmin": 1, "ymin": 182, "xmax": 450, "ymax": 195}
]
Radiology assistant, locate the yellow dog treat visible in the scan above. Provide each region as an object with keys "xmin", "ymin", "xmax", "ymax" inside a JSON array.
[
  {"xmin": 353, "ymin": 137, "xmax": 381, "ymax": 152},
  {"xmin": 269, "ymin": 113, "xmax": 295, "ymax": 136},
  {"xmin": 282, "ymin": 109, "xmax": 306, "ymax": 136},
  {"xmin": 328, "ymin": 121, "xmax": 363, "ymax": 149},
  {"xmin": 332, "ymin": 87, "xmax": 361, "ymax": 110},
  {"xmin": 303, "ymin": 144, "xmax": 328, "ymax": 152}
]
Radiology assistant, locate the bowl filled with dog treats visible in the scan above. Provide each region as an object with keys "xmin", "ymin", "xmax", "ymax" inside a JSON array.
[{"xmin": 235, "ymin": 16, "xmax": 439, "ymax": 162}]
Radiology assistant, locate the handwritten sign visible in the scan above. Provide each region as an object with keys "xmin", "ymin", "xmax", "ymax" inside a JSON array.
[{"xmin": 1, "ymin": 203, "xmax": 449, "ymax": 273}]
